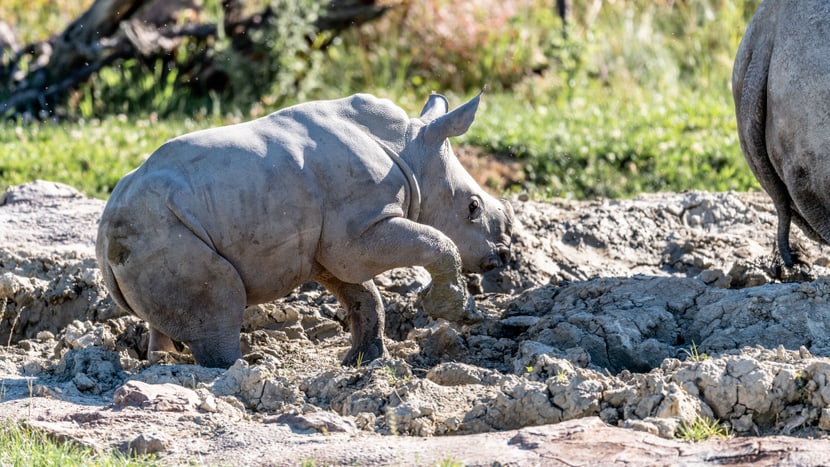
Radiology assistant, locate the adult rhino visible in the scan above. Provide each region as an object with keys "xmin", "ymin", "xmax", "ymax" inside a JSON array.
[
  {"xmin": 733, "ymin": 0, "xmax": 830, "ymax": 267},
  {"xmin": 96, "ymin": 92, "xmax": 514, "ymax": 368}
]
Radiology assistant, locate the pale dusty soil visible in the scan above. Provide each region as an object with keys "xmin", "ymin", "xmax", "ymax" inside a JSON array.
[{"xmin": 4, "ymin": 180, "xmax": 830, "ymax": 466}]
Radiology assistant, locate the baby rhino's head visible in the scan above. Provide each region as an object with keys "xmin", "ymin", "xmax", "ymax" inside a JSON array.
[{"xmin": 413, "ymin": 91, "xmax": 515, "ymax": 274}]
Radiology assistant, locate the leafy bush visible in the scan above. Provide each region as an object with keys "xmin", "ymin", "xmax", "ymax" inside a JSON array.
[
  {"xmin": 74, "ymin": 58, "xmax": 193, "ymax": 118},
  {"xmin": 323, "ymin": 0, "xmax": 565, "ymax": 94},
  {"xmin": 69, "ymin": 0, "xmax": 326, "ymax": 119},
  {"xmin": 215, "ymin": 0, "xmax": 327, "ymax": 109}
]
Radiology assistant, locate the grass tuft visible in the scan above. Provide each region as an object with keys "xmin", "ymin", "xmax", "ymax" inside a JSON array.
[
  {"xmin": 682, "ymin": 341, "xmax": 709, "ymax": 363},
  {"xmin": 0, "ymin": 419, "xmax": 159, "ymax": 466},
  {"xmin": 676, "ymin": 415, "xmax": 731, "ymax": 442}
]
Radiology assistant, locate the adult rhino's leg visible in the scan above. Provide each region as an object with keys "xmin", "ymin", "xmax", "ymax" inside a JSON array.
[
  {"xmin": 316, "ymin": 271, "xmax": 388, "ymax": 366},
  {"xmin": 733, "ymin": 34, "xmax": 799, "ymax": 266},
  {"xmin": 328, "ymin": 217, "xmax": 478, "ymax": 323},
  {"xmin": 774, "ymin": 202, "xmax": 796, "ymax": 267},
  {"xmin": 786, "ymin": 176, "xmax": 830, "ymax": 263},
  {"xmin": 113, "ymin": 221, "xmax": 247, "ymax": 369}
]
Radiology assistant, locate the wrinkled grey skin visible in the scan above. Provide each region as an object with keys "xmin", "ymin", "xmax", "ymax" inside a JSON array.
[
  {"xmin": 96, "ymin": 92, "xmax": 514, "ymax": 368},
  {"xmin": 733, "ymin": 0, "xmax": 830, "ymax": 267}
]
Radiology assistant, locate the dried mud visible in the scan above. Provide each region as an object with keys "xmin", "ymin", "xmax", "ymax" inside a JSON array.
[{"xmin": 3, "ymin": 180, "xmax": 830, "ymax": 465}]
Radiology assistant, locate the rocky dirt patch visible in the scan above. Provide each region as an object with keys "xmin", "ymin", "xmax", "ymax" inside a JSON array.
[{"xmin": 3, "ymin": 180, "xmax": 830, "ymax": 465}]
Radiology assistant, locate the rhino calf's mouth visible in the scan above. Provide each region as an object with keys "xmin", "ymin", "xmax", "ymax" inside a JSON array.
[{"xmin": 479, "ymin": 246, "xmax": 512, "ymax": 272}]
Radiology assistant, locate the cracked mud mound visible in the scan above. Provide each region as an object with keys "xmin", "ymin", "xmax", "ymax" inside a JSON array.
[{"xmin": 3, "ymin": 180, "xmax": 830, "ymax": 465}]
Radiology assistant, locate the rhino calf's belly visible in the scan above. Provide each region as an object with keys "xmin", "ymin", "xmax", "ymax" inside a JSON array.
[{"xmin": 229, "ymin": 228, "xmax": 323, "ymax": 304}]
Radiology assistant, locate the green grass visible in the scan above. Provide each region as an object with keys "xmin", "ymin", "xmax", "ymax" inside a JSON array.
[
  {"xmin": 676, "ymin": 415, "xmax": 731, "ymax": 442},
  {"xmin": 0, "ymin": 0, "xmax": 765, "ymax": 200},
  {"xmin": 681, "ymin": 341, "xmax": 710, "ymax": 363},
  {"xmin": 0, "ymin": 87, "xmax": 754, "ymax": 200},
  {"xmin": 0, "ymin": 116, "xmax": 218, "ymax": 198},
  {"xmin": 0, "ymin": 0, "xmax": 92, "ymax": 44},
  {"xmin": 459, "ymin": 88, "xmax": 753, "ymax": 199},
  {"xmin": 0, "ymin": 419, "xmax": 158, "ymax": 466}
]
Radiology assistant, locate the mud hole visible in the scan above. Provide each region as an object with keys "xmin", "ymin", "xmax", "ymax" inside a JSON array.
[{"xmin": 4, "ymin": 180, "xmax": 830, "ymax": 465}]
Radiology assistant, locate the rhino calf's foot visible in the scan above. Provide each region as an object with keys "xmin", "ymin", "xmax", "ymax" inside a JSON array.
[
  {"xmin": 342, "ymin": 337, "xmax": 387, "ymax": 367},
  {"xmin": 419, "ymin": 281, "xmax": 483, "ymax": 324},
  {"xmin": 316, "ymin": 273, "xmax": 389, "ymax": 367}
]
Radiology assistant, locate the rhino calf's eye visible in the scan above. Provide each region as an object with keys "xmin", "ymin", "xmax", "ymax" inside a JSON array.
[{"xmin": 468, "ymin": 198, "xmax": 482, "ymax": 221}]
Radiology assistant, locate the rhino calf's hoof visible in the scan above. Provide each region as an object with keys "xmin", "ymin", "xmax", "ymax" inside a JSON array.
[
  {"xmin": 342, "ymin": 338, "xmax": 387, "ymax": 367},
  {"xmin": 419, "ymin": 282, "xmax": 482, "ymax": 324}
]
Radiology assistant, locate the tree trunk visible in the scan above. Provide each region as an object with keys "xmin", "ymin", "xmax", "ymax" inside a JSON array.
[{"xmin": 0, "ymin": 0, "xmax": 387, "ymax": 119}]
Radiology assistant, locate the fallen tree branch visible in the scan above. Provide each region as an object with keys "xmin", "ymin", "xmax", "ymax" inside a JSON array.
[{"xmin": 0, "ymin": 0, "xmax": 387, "ymax": 119}]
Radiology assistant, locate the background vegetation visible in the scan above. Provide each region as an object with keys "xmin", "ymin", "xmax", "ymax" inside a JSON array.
[{"xmin": 0, "ymin": 0, "xmax": 763, "ymax": 199}]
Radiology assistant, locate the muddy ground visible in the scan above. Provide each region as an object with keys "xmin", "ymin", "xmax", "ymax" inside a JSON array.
[{"xmin": 4, "ymin": 180, "xmax": 830, "ymax": 465}]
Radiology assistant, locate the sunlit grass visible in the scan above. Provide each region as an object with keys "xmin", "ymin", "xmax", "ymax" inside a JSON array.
[
  {"xmin": 461, "ymin": 87, "xmax": 755, "ymax": 199},
  {"xmin": 0, "ymin": 116, "xmax": 217, "ymax": 198},
  {"xmin": 0, "ymin": 0, "xmax": 93, "ymax": 44},
  {"xmin": 0, "ymin": 419, "xmax": 158, "ymax": 466},
  {"xmin": 676, "ymin": 415, "xmax": 731, "ymax": 442}
]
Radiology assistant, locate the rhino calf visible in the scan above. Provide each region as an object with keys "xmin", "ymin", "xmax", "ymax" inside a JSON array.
[
  {"xmin": 96, "ymin": 92, "xmax": 514, "ymax": 368},
  {"xmin": 733, "ymin": 0, "xmax": 830, "ymax": 266}
]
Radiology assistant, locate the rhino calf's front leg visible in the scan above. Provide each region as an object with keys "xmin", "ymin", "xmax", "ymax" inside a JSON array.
[
  {"xmin": 316, "ymin": 272, "xmax": 388, "ymax": 365},
  {"xmin": 327, "ymin": 218, "xmax": 478, "ymax": 326},
  {"xmin": 418, "ymin": 249, "xmax": 479, "ymax": 323}
]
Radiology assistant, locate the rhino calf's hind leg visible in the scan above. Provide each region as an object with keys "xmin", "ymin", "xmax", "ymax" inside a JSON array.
[
  {"xmin": 114, "ymin": 221, "xmax": 248, "ymax": 369},
  {"xmin": 316, "ymin": 272, "xmax": 387, "ymax": 366},
  {"xmin": 148, "ymin": 327, "xmax": 177, "ymax": 353}
]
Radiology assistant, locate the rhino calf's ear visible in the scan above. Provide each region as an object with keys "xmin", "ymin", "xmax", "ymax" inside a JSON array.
[
  {"xmin": 420, "ymin": 93, "xmax": 450, "ymax": 121},
  {"xmin": 424, "ymin": 92, "xmax": 482, "ymax": 143}
]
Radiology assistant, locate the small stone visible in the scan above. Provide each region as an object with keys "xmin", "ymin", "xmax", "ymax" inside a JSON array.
[
  {"xmin": 732, "ymin": 413, "xmax": 757, "ymax": 433},
  {"xmin": 113, "ymin": 380, "xmax": 199, "ymax": 412},
  {"xmin": 427, "ymin": 362, "xmax": 487, "ymax": 386},
  {"xmin": 73, "ymin": 372, "xmax": 96, "ymax": 391},
  {"xmin": 199, "ymin": 395, "xmax": 218, "ymax": 413},
  {"xmin": 354, "ymin": 412, "xmax": 377, "ymax": 430},
  {"xmin": 36, "ymin": 330, "xmax": 55, "ymax": 340},
  {"xmin": 623, "ymin": 419, "xmax": 659, "ymax": 437},
  {"xmin": 697, "ymin": 269, "xmax": 731, "ymax": 288},
  {"xmin": 819, "ymin": 409, "xmax": 830, "ymax": 431},
  {"xmin": 121, "ymin": 433, "xmax": 169, "ymax": 455},
  {"xmin": 271, "ymin": 412, "xmax": 357, "ymax": 434}
]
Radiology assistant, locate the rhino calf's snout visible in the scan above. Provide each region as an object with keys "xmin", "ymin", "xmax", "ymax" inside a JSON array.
[
  {"xmin": 480, "ymin": 246, "xmax": 511, "ymax": 272},
  {"xmin": 498, "ymin": 247, "xmax": 511, "ymax": 264}
]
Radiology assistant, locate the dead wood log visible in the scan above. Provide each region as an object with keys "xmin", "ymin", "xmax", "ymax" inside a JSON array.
[{"xmin": 0, "ymin": 0, "xmax": 387, "ymax": 119}]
